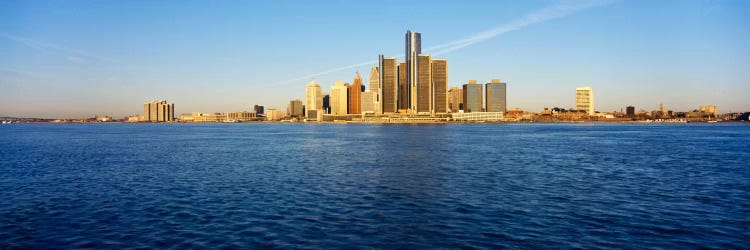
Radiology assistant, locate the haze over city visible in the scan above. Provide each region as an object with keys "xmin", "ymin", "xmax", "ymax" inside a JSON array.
[{"xmin": 1, "ymin": 0, "xmax": 748, "ymax": 118}]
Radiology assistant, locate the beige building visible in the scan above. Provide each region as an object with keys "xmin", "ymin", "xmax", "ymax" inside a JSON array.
[
  {"xmin": 265, "ymin": 109, "xmax": 286, "ymax": 121},
  {"xmin": 305, "ymin": 80, "xmax": 323, "ymax": 118},
  {"xmin": 416, "ymin": 54, "xmax": 432, "ymax": 114},
  {"xmin": 448, "ymin": 87, "xmax": 463, "ymax": 112},
  {"xmin": 361, "ymin": 90, "xmax": 375, "ymax": 114},
  {"xmin": 368, "ymin": 67, "xmax": 381, "ymax": 115},
  {"xmin": 379, "ymin": 55, "xmax": 398, "ymax": 113},
  {"xmin": 227, "ymin": 111, "xmax": 256, "ymax": 122},
  {"xmin": 288, "ymin": 99, "xmax": 303, "ymax": 118},
  {"xmin": 398, "ymin": 62, "xmax": 408, "ymax": 110},
  {"xmin": 330, "ymin": 80, "xmax": 348, "ymax": 115},
  {"xmin": 193, "ymin": 113, "xmax": 227, "ymax": 123},
  {"xmin": 699, "ymin": 105, "xmax": 718, "ymax": 117},
  {"xmin": 575, "ymin": 87, "xmax": 595, "ymax": 115},
  {"xmin": 143, "ymin": 100, "xmax": 174, "ymax": 122},
  {"xmin": 431, "ymin": 59, "xmax": 448, "ymax": 114},
  {"xmin": 349, "ymin": 73, "xmax": 362, "ymax": 114}
]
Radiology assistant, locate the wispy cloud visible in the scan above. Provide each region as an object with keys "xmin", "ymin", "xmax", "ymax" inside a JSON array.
[
  {"xmin": 0, "ymin": 33, "xmax": 118, "ymax": 64},
  {"xmin": 276, "ymin": 0, "xmax": 617, "ymax": 85}
]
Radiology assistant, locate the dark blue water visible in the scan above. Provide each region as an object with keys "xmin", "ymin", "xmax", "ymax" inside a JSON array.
[{"xmin": 1, "ymin": 123, "xmax": 749, "ymax": 248}]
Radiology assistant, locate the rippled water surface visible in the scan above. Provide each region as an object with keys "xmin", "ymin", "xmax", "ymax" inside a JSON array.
[{"xmin": 1, "ymin": 123, "xmax": 749, "ymax": 248}]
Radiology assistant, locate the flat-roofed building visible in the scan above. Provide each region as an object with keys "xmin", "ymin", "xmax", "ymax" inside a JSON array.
[
  {"xmin": 448, "ymin": 87, "xmax": 463, "ymax": 112},
  {"xmin": 361, "ymin": 90, "xmax": 375, "ymax": 114},
  {"xmin": 265, "ymin": 109, "xmax": 286, "ymax": 121},
  {"xmin": 398, "ymin": 62, "xmax": 408, "ymax": 110},
  {"xmin": 143, "ymin": 100, "xmax": 174, "ymax": 122},
  {"xmin": 575, "ymin": 87, "xmax": 594, "ymax": 115},
  {"xmin": 227, "ymin": 111, "xmax": 256, "ymax": 122},
  {"xmin": 305, "ymin": 80, "xmax": 323, "ymax": 118},
  {"xmin": 462, "ymin": 80, "xmax": 483, "ymax": 113},
  {"xmin": 416, "ymin": 54, "xmax": 432, "ymax": 113},
  {"xmin": 431, "ymin": 59, "xmax": 448, "ymax": 114},
  {"xmin": 368, "ymin": 67, "xmax": 381, "ymax": 114},
  {"xmin": 485, "ymin": 79, "xmax": 507, "ymax": 113},
  {"xmin": 379, "ymin": 55, "xmax": 398, "ymax": 113},
  {"xmin": 348, "ymin": 73, "xmax": 362, "ymax": 114},
  {"xmin": 288, "ymin": 99, "xmax": 303, "ymax": 118},
  {"xmin": 330, "ymin": 81, "xmax": 348, "ymax": 115}
]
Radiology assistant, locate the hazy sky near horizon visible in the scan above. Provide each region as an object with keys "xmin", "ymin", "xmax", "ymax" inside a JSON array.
[{"xmin": 1, "ymin": 0, "xmax": 748, "ymax": 118}]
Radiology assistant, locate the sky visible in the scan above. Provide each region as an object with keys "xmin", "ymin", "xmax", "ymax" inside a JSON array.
[{"xmin": 1, "ymin": 0, "xmax": 748, "ymax": 118}]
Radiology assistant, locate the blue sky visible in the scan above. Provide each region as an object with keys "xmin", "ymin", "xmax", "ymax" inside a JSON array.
[{"xmin": 1, "ymin": 0, "xmax": 748, "ymax": 118}]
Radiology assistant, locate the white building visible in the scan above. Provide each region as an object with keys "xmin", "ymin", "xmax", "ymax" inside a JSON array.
[
  {"xmin": 265, "ymin": 109, "xmax": 286, "ymax": 121},
  {"xmin": 330, "ymin": 80, "xmax": 348, "ymax": 115},
  {"xmin": 576, "ymin": 87, "xmax": 595, "ymax": 115},
  {"xmin": 305, "ymin": 80, "xmax": 323, "ymax": 118}
]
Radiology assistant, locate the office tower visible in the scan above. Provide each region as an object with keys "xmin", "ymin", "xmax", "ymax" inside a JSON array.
[
  {"xmin": 626, "ymin": 106, "xmax": 635, "ymax": 117},
  {"xmin": 253, "ymin": 105, "xmax": 264, "ymax": 115},
  {"xmin": 462, "ymin": 80, "xmax": 483, "ymax": 113},
  {"xmin": 448, "ymin": 87, "xmax": 463, "ymax": 112},
  {"xmin": 348, "ymin": 73, "xmax": 362, "ymax": 114},
  {"xmin": 305, "ymin": 80, "xmax": 323, "ymax": 118},
  {"xmin": 361, "ymin": 90, "xmax": 375, "ymax": 114},
  {"xmin": 416, "ymin": 54, "xmax": 432, "ymax": 113},
  {"xmin": 575, "ymin": 87, "xmax": 594, "ymax": 115},
  {"xmin": 379, "ymin": 55, "xmax": 398, "ymax": 113},
  {"xmin": 431, "ymin": 59, "xmax": 448, "ymax": 113},
  {"xmin": 322, "ymin": 93, "xmax": 330, "ymax": 114},
  {"xmin": 344, "ymin": 83, "xmax": 351, "ymax": 113},
  {"xmin": 485, "ymin": 79, "xmax": 507, "ymax": 113},
  {"xmin": 368, "ymin": 67, "xmax": 381, "ymax": 114},
  {"xmin": 143, "ymin": 100, "xmax": 174, "ymax": 122},
  {"xmin": 330, "ymin": 81, "xmax": 348, "ymax": 115},
  {"xmin": 406, "ymin": 30, "xmax": 421, "ymax": 111},
  {"xmin": 289, "ymin": 99, "xmax": 303, "ymax": 118},
  {"xmin": 398, "ymin": 62, "xmax": 408, "ymax": 110}
]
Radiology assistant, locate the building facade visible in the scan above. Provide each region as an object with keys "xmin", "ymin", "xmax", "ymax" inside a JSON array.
[
  {"xmin": 398, "ymin": 62, "xmax": 408, "ymax": 111},
  {"xmin": 448, "ymin": 87, "xmax": 463, "ymax": 112},
  {"xmin": 416, "ymin": 54, "xmax": 432, "ymax": 113},
  {"xmin": 361, "ymin": 90, "xmax": 375, "ymax": 114},
  {"xmin": 463, "ymin": 80, "xmax": 483, "ymax": 113},
  {"xmin": 379, "ymin": 55, "xmax": 398, "ymax": 113},
  {"xmin": 431, "ymin": 59, "xmax": 448, "ymax": 113},
  {"xmin": 348, "ymin": 73, "xmax": 362, "ymax": 114},
  {"xmin": 405, "ymin": 30, "xmax": 421, "ymax": 111},
  {"xmin": 330, "ymin": 81, "xmax": 348, "ymax": 115},
  {"xmin": 305, "ymin": 80, "xmax": 323, "ymax": 118},
  {"xmin": 265, "ymin": 109, "xmax": 286, "ymax": 121},
  {"xmin": 368, "ymin": 67, "xmax": 381, "ymax": 115},
  {"xmin": 253, "ymin": 105, "xmax": 264, "ymax": 116},
  {"xmin": 575, "ymin": 87, "xmax": 595, "ymax": 115},
  {"xmin": 143, "ymin": 100, "xmax": 174, "ymax": 122},
  {"xmin": 288, "ymin": 99, "xmax": 303, "ymax": 118},
  {"xmin": 485, "ymin": 79, "xmax": 507, "ymax": 113}
]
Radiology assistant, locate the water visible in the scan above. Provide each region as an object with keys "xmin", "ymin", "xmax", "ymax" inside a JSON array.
[{"xmin": 1, "ymin": 123, "xmax": 749, "ymax": 248}]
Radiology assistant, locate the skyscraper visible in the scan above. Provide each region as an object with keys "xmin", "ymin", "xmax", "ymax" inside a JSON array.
[
  {"xmin": 431, "ymin": 59, "xmax": 448, "ymax": 113},
  {"xmin": 575, "ymin": 87, "xmax": 594, "ymax": 115},
  {"xmin": 361, "ymin": 90, "xmax": 375, "ymax": 114},
  {"xmin": 322, "ymin": 93, "xmax": 330, "ymax": 114},
  {"xmin": 463, "ymin": 80, "xmax": 483, "ymax": 113},
  {"xmin": 348, "ymin": 73, "xmax": 362, "ymax": 114},
  {"xmin": 485, "ymin": 79, "xmax": 507, "ymax": 113},
  {"xmin": 289, "ymin": 99, "xmax": 303, "ymax": 118},
  {"xmin": 406, "ymin": 30, "xmax": 421, "ymax": 111},
  {"xmin": 416, "ymin": 54, "xmax": 432, "ymax": 113},
  {"xmin": 448, "ymin": 87, "xmax": 463, "ymax": 112},
  {"xmin": 398, "ymin": 62, "xmax": 408, "ymax": 110},
  {"xmin": 368, "ymin": 67, "xmax": 381, "ymax": 114},
  {"xmin": 379, "ymin": 55, "xmax": 398, "ymax": 113},
  {"xmin": 305, "ymin": 80, "xmax": 323, "ymax": 118},
  {"xmin": 330, "ymin": 81, "xmax": 348, "ymax": 115}
]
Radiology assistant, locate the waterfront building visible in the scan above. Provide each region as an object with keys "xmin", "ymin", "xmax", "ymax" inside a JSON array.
[
  {"xmin": 416, "ymin": 54, "xmax": 432, "ymax": 113},
  {"xmin": 379, "ymin": 55, "xmax": 398, "ymax": 113},
  {"xmin": 288, "ymin": 99, "xmax": 303, "ymax": 118},
  {"xmin": 193, "ymin": 112, "xmax": 227, "ymax": 123},
  {"xmin": 361, "ymin": 90, "xmax": 375, "ymax": 114},
  {"xmin": 700, "ymin": 105, "xmax": 718, "ymax": 118},
  {"xmin": 322, "ymin": 93, "xmax": 331, "ymax": 114},
  {"xmin": 227, "ymin": 111, "xmax": 256, "ymax": 122},
  {"xmin": 462, "ymin": 80, "xmax": 483, "ymax": 113},
  {"xmin": 265, "ymin": 109, "xmax": 286, "ymax": 121},
  {"xmin": 452, "ymin": 112, "xmax": 504, "ymax": 122},
  {"xmin": 626, "ymin": 106, "xmax": 635, "ymax": 117},
  {"xmin": 398, "ymin": 62, "xmax": 408, "ymax": 110},
  {"xmin": 406, "ymin": 30, "xmax": 421, "ymax": 111},
  {"xmin": 448, "ymin": 87, "xmax": 463, "ymax": 112},
  {"xmin": 143, "ymin": 100, "xmax": 174, "ymax": 122},
  {"xmin": 485, "ymin": 79, "xmax": 507, "ymax": 113},
  {"xmin": 348, "ymin": 73, "xmax": 363, "ymax": 114},
  {"xmin": 305, "ymin": 80, "xmax": 323, "ymax": 118},
  {"xmin": 253, "ymin": 105, "xmax": 264, "ymax": 116},
  {"xmin": 432, "ymin": 59, "xmax": 448, "ymax": 114},
  {"xmin": 576, "ymin": 87, "xmax": 595, "ymax": 115},
  {"xmin": 330, "ymin": 81, "xmax": 348, "ymax": 115},
  {"xmin": 368, "ymin": 67, "xmax": 381, "ymax": 114}
]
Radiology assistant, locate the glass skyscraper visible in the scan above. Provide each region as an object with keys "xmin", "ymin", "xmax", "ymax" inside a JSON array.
[{"xmin": 485, "ymin": 79, "xmax": 507, "ymax": 113}]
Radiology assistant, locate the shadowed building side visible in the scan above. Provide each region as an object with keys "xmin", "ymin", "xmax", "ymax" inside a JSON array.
[
  {"xmin": 379, "ymin": 55, "xmax": 398, "ymax": 113},
  {"xmin": 462, "ymin": 80, "xmax": 482, "ymax": 113},
  {"xmin": 416, "ymin": 54, "xmax": 432, "ymax": 113},
  {"xmin": 431, "ymin": 59, "xmax": 448, "ymax": 114},
  {"xmin": 485, "ymin": 79, "xmax": 507, "ymax": 113}
]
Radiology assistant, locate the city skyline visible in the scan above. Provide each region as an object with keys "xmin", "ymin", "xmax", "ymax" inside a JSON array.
[{"xmin": 1, "ymin": 0, "xmax": 749, "ymax": 118}]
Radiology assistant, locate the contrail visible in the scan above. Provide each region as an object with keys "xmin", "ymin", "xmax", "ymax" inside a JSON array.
[
  {"xmin": 0, "ymin": 33, "xmax": 119, "ymax": 64},
  {"xmin": 276, "ymin": 0, "xmax": 616, "ymax": 85}
]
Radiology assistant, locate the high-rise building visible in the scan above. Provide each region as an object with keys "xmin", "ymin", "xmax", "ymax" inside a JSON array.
[
  {"xmin": 431, "ymin": 59, "xmax": 448, "ymax": 113},
  {"xmin": 626, "ymin": 106, "xmax": 635, "ymax": 117},
  {"xmin": 575, "ymin": 87, "xmax": 594, "ymax": 115},
  {"xmin": 462, "ymin": 80, "xmax": 483, "ymax": 113},
  {"xmin": 253, "ymin": 105, "xmax": 264, "ymax": 116},
  {"xmin": 143, "ymin": 100, "xmax": 174, "ymax": 122},
  {"xmin": 485, "ymin": 79, "xmax": 507, "ymax": 113},
  {"xmin": 330, "ymin": 81, "xmax": 348, "ymax": 115},
  {"xmin": 405, "ymin": 30, "xmax": 421, "ymax": 111},
  {"xmin": 361, "ymin": 90, "xmax": 375, "ymax": 114},
  {"xmin": 348, "ymin": 73, "xmax": 362, "ymax": 114},
  {"xmin": 368, "ymin": 67, "xmax": 381, "ymax": 114},
  {"xmin": 305, "ymin": 80, "xmax": 323, "ymax": 118},
  {"xmin": 416, "ymin": 54, "xmax": 432, "ymax": 113},
  {"xmin": 398, "ymin": 62, "xmax": 408, "ymax": 110},
  {"xmin": 322, "ymin": 93, "xmax": 330, "ymax": 114},
  {"xmin": 379, "ymin": 55, "xmax": 398, "ymax": 113},
  {"xmin": 448, "ymin": 87, "xmax": 463, "ymax": 112},
  {"xmin": 289, "ymin": 99, "xmax": 303, "ymax": 118}
]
